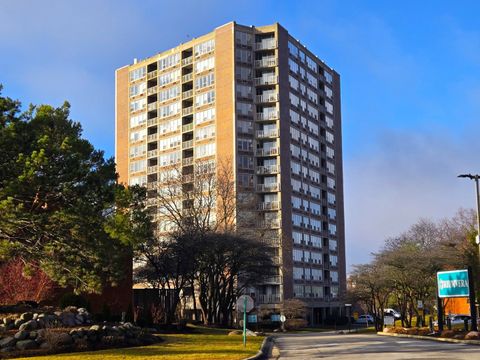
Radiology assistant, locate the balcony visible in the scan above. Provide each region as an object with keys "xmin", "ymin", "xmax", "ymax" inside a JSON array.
[
  {"xmin": 182, "ymin": 139, "xmax": 194, "ymax": 149},
  {"xmin": 146, "ymin": 181, "xmax": 158, "ymax": 190},
  {"xmin": 259, "ymin": 219, "xmax": 281, "ymax": 229},
  {"xmin": 256, "ymin": 111, "xmax": 279, "ymax": 122},
  {"xmin": 146, "ymin": 197, "xmax": 158, "ymax": 206},
  {"xmin": 256, "ymin": 129, "xmax": 278, "ymax": 139},
  {"xmin": 254, "ymin": 76, "xmax": 278, "ymax": 86},
  {"xmin": 272, "ymin": 257, "xmax": 282, "ymax": 265},
  {"xmin": 147, "ymin": 70, "xmax": 158, "ymax": 80},
  {"xmin": 263, "ymin": 275, "xmax": 282, "ymax": 284},
  {"xmin": 257, "ymin": 201, "xmax": 280, "ymax": 211},
  {"xmin": 182, "ymin": 106, "xmax": 193, "ymax": 116},
  {"xmin": 147, "ymin": 133, "xmax": 158, "ymax": 142},
  {"xmin": 255, "ymin": 147, "xmax": 278, "ymax": 156},
  {"xmin": 257, "ymin": 294, "xmax": 282, "ymax": 304},
  {"xmin": 147, "ymin": 165, "xmax": 158, "ymax": 174},
  {"xmin": 147, "ymin": 149, "xmax": 158, "ymax": 158},
  {"xmin": 255, "ymin": 93, "xmax": 279, "ymax": 103},
  {"xmin": 182, "ymin": 57, "xmax": 193, "ymax": 66},
  {"xmin": 182, "ymin": 89, "xmax": 194, "ymax": 99},
  {"xmin": 182, "ymin": 157, "xmax": 194, "ymax": 166},
  {"xmin": 182, "ymin": 123, "xmax": 194, "ymax": 132},
  {"xmin": 147, "ymin": 102, "xmax": 157, "ymax": 111},
  {"xmin": 256, "ymin": 183, "xmax": 280, "ymax": 192},
  {"xmin": 147, "ymin": 117, "xmax": 158, "ymax": 126},
  {"xmin": 255, "ymin": 57, "xmax": 277, "ymax": 68},
  {"xmin": 256, "ymin": 165, "xmax": 279, "ymax": 175},
  {"xmin": 147, "ymin": 86, "xmax": 158, "ymax": 95},
  {"xmin": 183, "ymin": 174, "xmax": 194, "ymax": 182},
  {"xmin": 182, "ymin": 73, "xmax": 193, "ymax": 83},
  {"xmin": 255, "ymin": 40, "xmax": 277, "ymax": 51}
]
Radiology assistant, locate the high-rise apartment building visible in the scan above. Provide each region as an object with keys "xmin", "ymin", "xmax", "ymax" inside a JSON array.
[{"xmin": 115, "ymin": 22, "xmax": 346, "ymax": 324}]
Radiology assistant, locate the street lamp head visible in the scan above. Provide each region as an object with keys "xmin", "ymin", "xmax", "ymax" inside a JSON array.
[{"xmin": 458, "ymin": 174, "xmax": 477, "ymax": 180}]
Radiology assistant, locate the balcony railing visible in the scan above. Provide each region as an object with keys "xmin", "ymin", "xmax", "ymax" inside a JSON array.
[
  {"xmin": 259, "ymin": 219, "xmax": 281, "ymax": 229},
  {"xmin": 146, "ymin": 197, "xmax": 158, "ymax": 206},
  {"xmin": 146, "ymin": 181, "xmax": 158, "ymax": 190},
  {"xmin": 182, "ymin": 89, "xmax": 194, "ymax": 99},
  {"xmin": 256, "ymin": 165, "xmax": 280, "ymax": 175},
  {"xmin": 183, "ymin": 174, "xmax": 194, "ymax": 182},
  {"xmin": 182, "ymin": 57, "xmax": 193, "ymax": 66},
  {"xmin": 182, "ymin": 139, "xmax": 194, "ymax": 149},
  {"xmin": 182, "ymin": 73, "xmax": 193, "ymax": 82},
  {"xmin": 182, "ymin": 123, "xmax": 194, "ymax": 132},
  {"xmin": 182, "ymin": 157, "xmax": 194, "ymax": 166},
  {"xmin": 255, "ymin": 57, "xmax": 278, "ymax": 68},
  {"xmin": 147, "ymin": 149, "xmax": 158, "ymax": 158},
  {"xmin": 147, "ymin": 70, "xmax": 158, "ymax": 80},
  {"xmin": 255, "ymin": 93, "xmax": 279, "ymax": 103},
  {"xmin": 255, "ymin": 40, "xmax": 277, "ymax": 51},
  {"xmin": 263, "ymin": 275, "xmax": 282, "ymax": 284},
  {"xmin": 256, "ymin": 129, "xmax": 278, "ymax": 138},
  {"xmin": 147, "ymin": 165, "xmax": 158, "ymax": 174},
  {"xmin": 256, "ymin": 111, "xmax": 279, "ymax": 121},
  {"xmin": 256, "ymin": 294, "xmax": 282, "ymax": 304},
  {"xmin": 147, "ymin": 102, "xmax": 157, "ymax": 111},
  {"xmin": 182, "ymin": 106, "xmax": 193, "ymax": 116},
  {"xmin": 147, "ymin": 86, "xmax": 158, "ymax": 95},
  {"xmin": 147, "ymin": 133, "xmax": 158, "ymax": 142},
  {"xmin": 255, "ymin": 147, "xmax": 278, "ymax": 156},
  {"xmin": 257, "ymin": 201, "xmax": 280, "ymax": 211},
  {"xmin": 254, "ymin": 76, "xmax": 278, "ymax": 86},
  {"xmin": 147, "ymin": 117, "xmax": 158, "ymax": 126},
  {"xmin": 256, "ymin": 183, "xmax": 280, "ymax": 192}
]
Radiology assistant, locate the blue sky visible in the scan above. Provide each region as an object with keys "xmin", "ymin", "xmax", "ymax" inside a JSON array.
[{"xmin": 1, "ymin": 0, "xmax": 480, "ymax": 268}]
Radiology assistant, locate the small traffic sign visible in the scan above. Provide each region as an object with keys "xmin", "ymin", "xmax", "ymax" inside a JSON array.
[{"xmin": 236, "ymin": 295, "xmax": 254, "ymax": 312}]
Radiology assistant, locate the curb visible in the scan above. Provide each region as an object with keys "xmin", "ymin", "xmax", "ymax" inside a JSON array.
[
  {"xmin": 377, "ymin": 331, "xmax": 480, "ymax": 345},
  {"xmin": 244, "ymin": 336, "xmax": 274, "ymax": 360}
]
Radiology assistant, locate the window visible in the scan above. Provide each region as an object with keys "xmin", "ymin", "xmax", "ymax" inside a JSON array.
[
  {"xmin": 195, "ymin": 73, "xmax": 215, "ymax": 89},
  {"xmin": 310, "ymin": 185, "xmax": 320, "ymax": 199},
  {"xmin": 235, "ymin": 66, "xmax": 252, "ymax": 81},
  {"xmin": 311, "ymin": 235, "xmax": 321, "ymax": 248},
  {"xmin": 290, "ymin": 126, "xmax": 300, "ymax": 141},
  {"xmin": 306, "ymin": 72, "xmax": 317, "ymax": 88},
  {"xmin": 159, "ymin": 102, "xmax": 180, "ymax": 118},
  {"xmin": 130, "ymin": 128, "xmax": 146, "ymax": 142},
  {"xmin": 310, "ymin": 202, "xmax": 321, "ymax": 215},
  {"xmin": 327, "ymin": 192, "xmax": 336, "ymax": 205},
  {"xmin": 298, "ymin": 50, "xmax": 306, "ymax": 63},
  {"xmin": 237, "ymin": 138, "xmax": 253, "ymax": 151},
  {"xmin": 310, "ymin": 169, "xmax": 320, "ymax": 183},
  {"xmin": 326, "ymin": 146, "xmax": 334, "ymax": 159},
  {"xmin": 293, "ymin": 267, "xmax": 304, "ymax": 280},
  {"xmin": 311, "ymin": 268, "xmax": 323, "ymax": 281},
  {"xmin": 158, "ymin": 53, "xmax": 180, "ymax": 71},
  {"xmin": 291, "ymin": 178, "xmax": 301, "ymax": 192},
  {"xmin": 292, "ymin": 213, "xmax": 302, "ymax": 227},
  {"xmin": 289, "ymin": 75, "xmax": 299, "ymax": 90},
  {"xmin": 129, "ymin": 67, "xmax": 146, "ymax": 82},
  {"xmin": 129, "ymin": 159, "xmax": 146, "ymax": 173},
  {"xmin": 310, "ymin": 251, "xmax": 322, "ymax": 264},
  {"xmin": 237, "ymin": 102, "xmax": 253, "ymax": 116},
  {"xmin": 307, "ymin": 88, "xmax": 318, "ymax": 104},
  {"xmin": 159, "ymin": 135, "xmax": 181, "ymax": 149},
  {"xmin": 158, "ymin": 86, "xmax": 180, "ymax": 102},
  {"xmin": 158, "ymin": 69, "xmax": 181, "ymax": 86},
  {"xmin": 129, "ymin": 82, "xmax": 146, "ymax": 97},
  {"xmin": 289, "ymin": 92, "xmax": 299, "ymax": 107},
  {"xmin": 326, "ymin": 115, "xmax": 334, "ymax": 129},
  {"xmin": 325, "ymin": 85, "xmax": 333, "ymax": 98},
  {"xmin": 288, "ymin": 58, "xmax": 299, "ymax": 73},
  {"xmin": 237, "ymin": 120, "xmax": 253, "ymax": 134},
  {"xmin": 331, "ymin": 271, "xmax": 339, "ymax": 283},
  {"xmin": 328, "ymin": 208, "xmax": 336, "ymax": 220},
  {"xmin": 236, "ymin": 84, "xmax": 252, "ymax": 98},
  {"xmin": 292, "ymin": 196, "xmax": 302, "ymax": 209},
  {"xmin": 306, "ymin": 56, "xmax": 317, "ymax": 72},
  {"xmin": 235, "ymin": 31, "xmax": 252, "ymax": 46},
  {"xmin": 290, "ymin": 109, "xmax": 300, "ymax": 124},
  {"xmin": 293, "ymin": 249, "xmax": 303, "ymax": 262},
  {"xmin": 325, "ymin": 101, "xmax": 334, "ymax": 114},
  {"xmin": 195, "ymin": 90, "xmax": 215, "ymax": 107},
  {"xmin": 294, "ymin": 285, "xmax": 304, "ymax": 298},
  {"xmin": 158, "ymin": 118, "xmax": 181, "ymax": 134},
  {"xmin": 288, "ymin": 41, "xmax": 299, "ymax": 57},
  {"xmin": 308, "ymin": 137, "xmax": 319, "ymax": 151},
  {"xmin": 327, "ymin": 177, "xmax": 335, "ymax": 189},
  {"xmin": 195, "ymin": 124, "xmax": 215, "ymax": 140},
  {"xmin": 195, "ymin": 57, "xmax": 215, "ymax": 73},
  {"xmin": 237, "ymin": 155, "xmax": 253, "ymax": 170},
  {"xmin": 129, "ymin": 175, "xmax": 146, "ymax": 186},
  {"xmin": 307, "ymin": 104, "xmax": 318, "ymax": 120},
  {"xmin": 196, "ymin": 142, "xmax": 216, "ymax": 158},
  {"xmin": 326, "ymin": 131, "xmax": 334, "ymax": 144},
  {"xmin": 292, "ymin": 231, "xmax": 303, "ymax": 244},
  {"xmin": 329, "ymin": 239, "xmax": 337, "ymax": 251},
  {"xmin": 238, "ymin": 173, "xmax": 253, "ymax": 187},
  {"xmin": 194, "ymin": 39, "xmax": 215, "ymax": 56},
  {"xmin": 291, "ymin": 161, "xmax": 301, "ymax": 175},
  {"xmin": 235, "ymin": 48, "xmax": 252, "ymax": 63},
  {"xmin": 195, "ymin": 108, "xmax": 215, "ymax": 125},
  {"xmin": 159, "ymin": 151, "xmax": 181, "ymax": 166},
  {"xmin": 330, "ymin": 255, "xmax": 338, "ymax": 266},
  {"xmin": 130, "ymin": 98, "xmax": 146, "ymax": 113},
  {"xmin": 130, "ymin": 113, "xmax": 147, "ymax": 128},
  {"xmin": 307, "ymin": 120, "xmax": 318, "ymax": 135},
  {"xmin": 327, "ymin": 161, "xmax": 335, "ymax": 174},
  {"xmin": 324, "ymin": 71, "xmax": 333, "ymax": 84},
  {"xmin": 130, "ymin": 144, "xmax": 146, "ymax": 158}
]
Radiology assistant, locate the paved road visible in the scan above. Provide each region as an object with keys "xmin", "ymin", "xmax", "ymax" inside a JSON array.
[{"xmin": 270, "ymin": 332, "xmax": 480, "ymax": 359}]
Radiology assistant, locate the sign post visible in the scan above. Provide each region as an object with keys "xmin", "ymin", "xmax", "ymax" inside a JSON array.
[{"xmin": 236, "ymin": 295, "xmax": 254, "ymax": 348}]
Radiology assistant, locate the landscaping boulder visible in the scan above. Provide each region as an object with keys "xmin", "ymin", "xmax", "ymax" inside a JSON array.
[
  {"xmin": 0, "ymin": 324, "xmax": 6, "ymax": 334},
  {"xmin": 14, "ymin": 318, "xmax": 25, "ymax": 327},
  {"xmin": 19, "ymin": 319, "xmax": 38, "ymax": 331},
  {"xmin": 56, "ymin": 333, "xmax": 74, "ymax": 346},
  {"xmin": 16, "ymin": 339, "xmax": 38, "ymax": 350},
  {"xmin": 14, "ymin": 330, "xmax": 29, "ymax": 341},
  {"xmin": 465, "ymin": 331, "xmax": 480, "ymax": 340},
  {"xmin": 440, "ymin": 330, "xmax": 456, "ymax": 338},
  {"xmin": 0, "ymin": 336, "xmax": 16, "ymax": 348},
  {"xmin": 0, "ymin": 347, "xmax": 15, "ymax": 353}
]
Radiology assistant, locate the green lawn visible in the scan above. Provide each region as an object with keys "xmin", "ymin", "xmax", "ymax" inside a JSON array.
[{"xmin": 16, "ymin": 326, "xmax": 264, "ymax": 360}]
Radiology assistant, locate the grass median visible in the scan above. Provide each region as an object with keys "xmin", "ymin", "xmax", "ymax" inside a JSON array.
[{"xmin": 15, "ymin": 326, "xmax": 264, "ymax": 360}]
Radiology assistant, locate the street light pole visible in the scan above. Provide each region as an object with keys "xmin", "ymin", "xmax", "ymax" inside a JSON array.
[{"xmin": 458, "ymin": 174, "xmax": 480, "ymax": 258}]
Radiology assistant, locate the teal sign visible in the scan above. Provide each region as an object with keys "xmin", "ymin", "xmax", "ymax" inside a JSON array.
[{"xmin": 437, "ymin": 269, "xmax": 470, "ymax": 298}]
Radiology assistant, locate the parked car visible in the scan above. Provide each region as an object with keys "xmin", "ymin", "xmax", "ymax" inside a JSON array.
[
  {"xmin": 356, "ymin": 314, "xmax": 374, "ymax": 324},
  {"xmin": 384, "ymin": 308, "xmax": 401, "ymax": 320}
]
